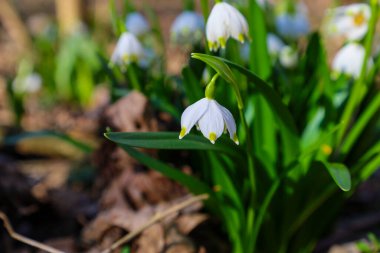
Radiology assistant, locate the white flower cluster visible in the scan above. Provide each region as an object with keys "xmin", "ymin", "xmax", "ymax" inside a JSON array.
[{"xmin": 325, "ymin": 3, "xmax": 373, "ymax": 78}]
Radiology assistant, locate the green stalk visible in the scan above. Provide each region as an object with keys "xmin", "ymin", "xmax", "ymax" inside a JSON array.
[
  {"xmin": 336, "ymin": 1, "xmax": 379, "ymax": 146},
  {"xmin": 126, "ymin": 64, "xmax": 141, "ymax": 91},
  {"xmin": 340, "ymin": 92, "xmax": 380, "ymax": 156},
  {"xmin": 250, "ymin": 179, "xmax": 281, "ymax": 251},
  {"xmin": 200, "ymin": 0, "xmax": 210, "ymax": 24},
  {"xmin": 239, "ymin": 108, "xmax": 256, "ymax": 253},
  {"xmin": 183, "ymin": 0, "xmax": 194, "ymax": 10}
]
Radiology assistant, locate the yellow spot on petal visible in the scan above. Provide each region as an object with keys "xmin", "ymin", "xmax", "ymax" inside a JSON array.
[
  {"xmin": 122, "ymin": 54, "xmax": 131, "ymax": 63},
  {"xmin": 238, "ymin": 34, "xmax": 245, "ymax": 43},
  {"xmin": 179, "ymin": 127, "xmax": 187, "ymax": 139},
  {"xmin": 209, "ymin": 132, "xmax": 217, "ymax": 144},
  {"xmin": 219, "ymin": 37, "xmax": 226, "ymax": 49},
  {"xmin": 353, "ymin": 11, "xmax": 366, "ymax": 27},
  {"xmin": 208, "ymin": 41, "xmax": 214, "ymax": 51},
  {"xmin": 233, "ymin": 133, "xmax": 239, "ymax": 145},
  {"xmin": 321, "ymin": 144, "xmax": 332, "ymax": 155}
]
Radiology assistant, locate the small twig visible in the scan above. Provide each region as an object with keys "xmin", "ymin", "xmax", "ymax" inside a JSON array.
[
  {"xmin": 0, "ymin": 211, "xmax": 65, "ymax": 253},
  {"xmin": 101, "ymin": 194, "xmax": 209, "ymax": 253}
]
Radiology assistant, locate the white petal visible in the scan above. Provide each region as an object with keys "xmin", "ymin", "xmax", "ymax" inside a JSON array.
[
  {"xmin": 198, "ymin": 99, "xmax": 225, "ymax": 143},
  {"xmin": 215, "ymin": 101, "xmax": 238, "ymax": 144},
  {"xmin": 324, "ymin": 3, "xmax": 370, "ymax": 41},
  {"xmin": 276, "ymin": 3, "xmax": 310, "ymax": 39},
  {"xmin": 346, "ymin": 23, "xmax": 368, "ymax": 41},
  {"xmin": 206, "ymin": 3, "xmax": 230, "ymax": 49},
  {"xmin": 110, "ymin": 32, "xmax": 144, "ymax": 65},
  {"xmin": 171, "ymin": 11, "xmax": 204, "ymax": 45},
  {"xmin": 224, "ymin": 3, "xmax": 248, "ymax": 42},
  {"xmin": 180, "ymin": 98, "xmax": 209, "ymax": 138},
  {"xmin": 279, "ymin": 46, "xmax": 298, "ymax": 68},
  {"xmin": 267, "ymin": 33, "xmax": 285, "ymax": 56},
  {"xmin": 332, "ymin": 43, "xmax": 373, "ymax": 78}
]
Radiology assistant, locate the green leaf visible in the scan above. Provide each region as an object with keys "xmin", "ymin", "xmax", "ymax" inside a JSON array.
[
  {"xmin": 221, "ymin": 57, "xmax": 300, "ymax": 166},
  {"xmin": 182, "ymin": 67, "xmax": 203, "ymax": 103},
  {"xmin": 322, "ymin": 161, "xmax": 351, "ymax": 191},
  {"xmin": 248, "ymin": 1, "xmax": 270, "ymax": 79},
  {"xmin": 192, "ymin": 53, "xmax": 236, "ymax": 86},
  {"xmin": 105, "ymin": 131, "xmax": 244, "ymax": 160}
]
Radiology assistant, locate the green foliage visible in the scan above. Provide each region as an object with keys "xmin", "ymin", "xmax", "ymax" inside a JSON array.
[{"xmin": 5, "ymin": 0, "xmax": 379, "ymax": 252}]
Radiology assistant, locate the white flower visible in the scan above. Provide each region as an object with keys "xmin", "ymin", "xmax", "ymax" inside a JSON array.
[
  {"xmin": 279, "ymin": 46, "xmax": 298, "ymax": 68},
  {"xmin": 206, "ymin": 2, "xmax": 249, "ymax": 51},
  {"xmin": 267, "ymin": 33, "xmax": 285, "ymax": 57},
  {"xmin": 332, "ymin": 43, "xmax": 373, "ymax": 78},
  {"xmin": 110, "ymin": 32, "xmax": 144, "ymax": 66},
  {"xmin": 239, "ymin": 34, "xmax": 285, "ymax": 63},
  {"xmin": 12, "ymin": 73, "xmax": 42, "ymax": 94},
  {"xmin": 125, "ymin": 12, "xmax": 150, "ymax": 37},
  {"xmin": 179, "ymin": 98, "xmax": 238, "ymax": 144},
  {"xmin": 275, "ymin": 3, "xmax": 310, "ymax": 39},
  {"xmin": 170, "ymin": 11, "xmax": 204, "ymax": 46},
  {"xmin": 324, "ymin": 3, "xmax": 370, "ymax": 41}
]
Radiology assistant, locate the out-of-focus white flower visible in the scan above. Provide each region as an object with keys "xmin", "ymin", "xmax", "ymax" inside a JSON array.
[
  {"xmin": 239, "ymin": 34, "xmax": 285, "ymax": 63},
  {"xmin": 170, "ymin": 11, "xmax": 204, "ymax": 45},
  {"xmin": 125, "ymin": 12, "xmax": 150, "ymax": 37},
  {"xmin": 275, "ymin": 3, "xmax": 310, "ymax": 39},
  {"xmin": 332, "ymin": 43, "xmax": 373, "ymax": 78},
  {"xmin": 279, "ymin": 46, "xmax": 298, "ymax": 68},
  {"xmin": 179, "ymin": 98, "xmax": 239, "ymax": 144},
  {"xmin": 267, "ymin": 33, "xmax": 285, "ymax": 57},
  {"xmin": 206, "ymin": 2, "xmax": 249, "ymax": 51},
  {"xmin": 12, "ymin": 73, "xmax": 42, "ymax": 94},
  {"xmin": 324, "ymin": 3, "xmax": 370, "ymax": 41},
  {"xmin": 110, "ymin": 32, "xmax": 144, "ymax": 66}
]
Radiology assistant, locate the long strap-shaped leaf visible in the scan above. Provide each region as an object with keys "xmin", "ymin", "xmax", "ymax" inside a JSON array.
[{"xmin": 105, "ymin": 132, "xmax": 244, "ymax": 160}]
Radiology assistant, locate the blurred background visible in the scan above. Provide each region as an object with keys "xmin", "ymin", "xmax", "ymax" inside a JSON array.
[{"xmin": 0, "ymin": 0, "xmax": 379, "ymax": 253}]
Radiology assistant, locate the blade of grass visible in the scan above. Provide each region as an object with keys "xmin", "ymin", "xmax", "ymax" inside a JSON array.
[{"xmin": 105, "ymin": 131, "xmax": 244, "ymax": 160}]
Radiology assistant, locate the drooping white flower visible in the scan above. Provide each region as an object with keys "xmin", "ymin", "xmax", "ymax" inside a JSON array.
[
  {"xmin": 332, "ymin": 43, "xmax": 373, "ymax": 78},
  {"xmin": 275, "ymin": 3, "xmax": 310, "ymax": 39},
  {"xmin": 170, "ymin": 11, "xmax": 204, "ymax": 45},
  {"xmin": 179, "ymin": 98, "xmax": 238, "ymax": 144},
  {"xmin": 110, "ymin": 32, "xmax": 144, "ymax": 66},
  {"xmin": 12, "ymin": 73, "xmax": 42, "ymax": 94},
  {"xmin": 267, "ymin": 33, "xmax": 285, "ymax": 57},
  {"xmin": 239, "ymin": 34, "xmax": 285, "ymax": 63},
  {"xmin": 206, "ymin": 2, "xmax": 249, "ymax": 51},
  {"xmin": 279, "ymin": 46, "xmax": 298, "ymax": 68},
  {"xmin": 125, "ymin": 12, "xmax": 150, "ymax": 37},
  {"xmin": 324, "ymin": 4, "xmax": 370, "ymax": 42}
]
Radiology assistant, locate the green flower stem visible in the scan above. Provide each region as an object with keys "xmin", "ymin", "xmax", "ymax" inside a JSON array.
[
  {"xmin": 109, "ymin": 0, "xmax": 126, "ymax": 36},
  {"xmin": 341, "ymin": 92, "xmax": 380, "ymax": 156},
  {"xmin": 205, "ymin": 74, "xmax": 219, "ymax": 98},
  {"xmin": 239, "ymin": 107, "xmax": 256, "ymax": 252},
  {"xmin": 337, "ymin": 1, "xmax": 379, "ymax": 146},
  {"xmin": 183, "ymin": 0, "xmax": 194, "ymax": 10},
  {"xmin": 126, "ymin": 64, "xmax": 141, "ymax": 91}
]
